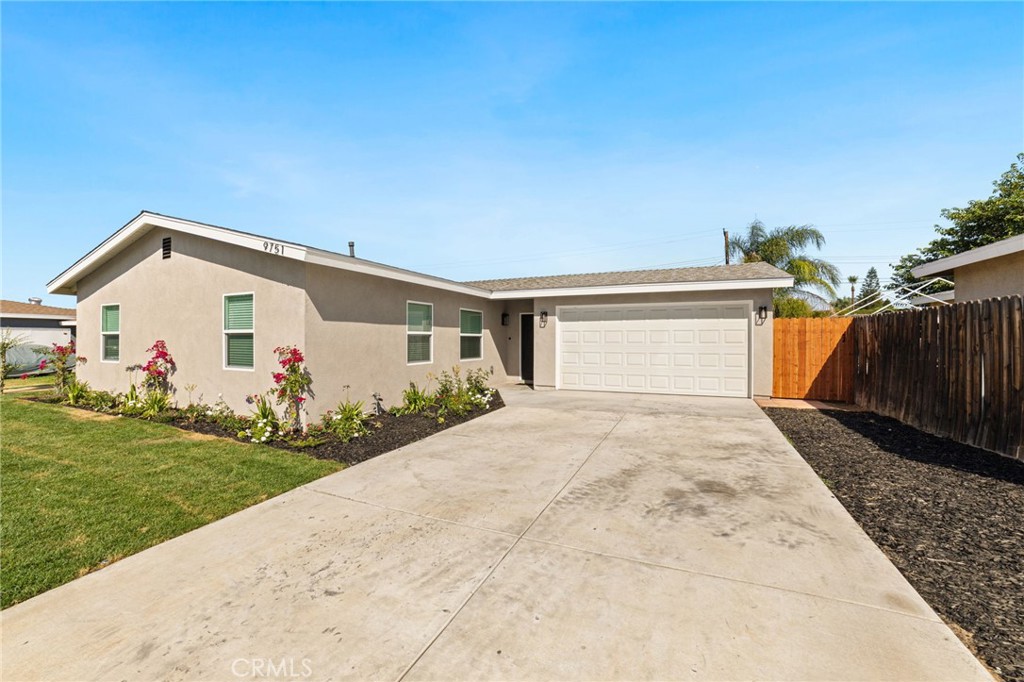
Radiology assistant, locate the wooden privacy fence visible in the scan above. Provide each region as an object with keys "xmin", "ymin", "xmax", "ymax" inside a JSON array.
[
  {"xmin": 773, "ymin": 318, "xmax": 855, "ymax": 402},
  {"xmin": 854, "ymin": 296, "xmax": 1023, "ymax": 460},
  {"xmin": 772, "ymin": 296, "xmax": 1024, "ymax": 459}
]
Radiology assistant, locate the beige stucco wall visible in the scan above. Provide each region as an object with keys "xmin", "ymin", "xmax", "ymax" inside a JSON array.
[
  {"xmin": 529, "ymin": 289, "xmax": 775, "ymax": 397},
  {"xmin": 73, "ymin": 228, "xmax": 777, "ymax": 417},
  {"xmin": 76, "ymin": 230, "xmax": 307, "ymax": 415},
  {"xmin": 303, "ymin": 263, "xmax": 508, "ymax": 415},
  {"xmin": 954, "ymin": 251, "xmax": 1024, "ymax": 302}
]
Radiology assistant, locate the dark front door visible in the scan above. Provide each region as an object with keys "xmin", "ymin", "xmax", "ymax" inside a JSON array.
[{"xmin": 520, "ymin": 314, "xmax": 534, "ymax": 383}]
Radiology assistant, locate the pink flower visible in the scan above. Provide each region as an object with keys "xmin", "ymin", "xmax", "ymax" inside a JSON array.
[
  {"xmin": 19, "ymin": 373, "xmax": 28, "ymax": 380},
  {"xmin": 39, "ymin": 360, "xmax": 47, "ymax": 370}
]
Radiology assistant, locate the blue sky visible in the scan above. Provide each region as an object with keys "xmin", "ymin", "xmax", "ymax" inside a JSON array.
[{"xmin": 3, "ymin": 2, "xmax": 1021, "ymax": 305}]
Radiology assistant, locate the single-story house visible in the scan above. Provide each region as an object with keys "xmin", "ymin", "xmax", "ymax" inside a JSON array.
[
  {"xmin": 47, "ymin": 211, "xmax": 793, "ymax": 418},
  {"xmin": 0, "ymin": 299, "xmax": 76, "ymax": 376},
  {"xmin": 911, "ymin": 234, "xmax": 1024, "ymax": 302}
]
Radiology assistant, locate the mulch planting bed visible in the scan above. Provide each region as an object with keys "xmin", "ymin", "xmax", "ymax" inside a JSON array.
[
  {"xmin": 22, "ymin": 392, "xmax": 504, "ymax": 468},
  {"xmin": 174, "ymin": 392, "xmax": 505, "ymax": 466},
  {"xmin": 765, "ymin": 407, "xmax": 1024, "ymax": 682}
]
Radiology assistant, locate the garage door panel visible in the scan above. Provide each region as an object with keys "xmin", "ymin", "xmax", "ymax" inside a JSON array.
[
  {"xmin": 559, "ymin": 303, "xmax": 750, "ymax": 398},
  {"xmin": 673, "ymin": 353, "xmax": 695, "ymax": 367}
]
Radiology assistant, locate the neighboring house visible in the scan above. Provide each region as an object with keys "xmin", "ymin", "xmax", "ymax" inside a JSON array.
[
  {"xmin": 911, "ymin": 234, "xmax": 1024, "ymax": 302},
  {"xmin": 0, "ymin": 299, "xmax": 76, "ymax": 376},
  {"xmin": 47, "ymin": 211, "xmax": 793, "ymax": 417},
  {"xmin": 909, "ymin": 290, "xmax": 956, "ymax": 307}
]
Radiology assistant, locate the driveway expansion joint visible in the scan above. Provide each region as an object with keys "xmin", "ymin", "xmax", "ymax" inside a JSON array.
[
  {"xmin": 517, "ymin": 535, "xmax": 945, "ymax": 625},
  {"xmin": 302, "ymin": 485, "xmax": 521, "ymax": 539}
]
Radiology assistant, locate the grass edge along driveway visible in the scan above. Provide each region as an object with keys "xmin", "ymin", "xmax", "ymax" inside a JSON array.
[{"xmin": 1, "ymin": 397, "xmax": 343, "ymax": 609}]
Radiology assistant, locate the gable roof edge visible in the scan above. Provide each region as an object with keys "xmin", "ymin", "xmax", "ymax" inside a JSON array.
[{"xmin": 911, "ymin": 234, "xmax": 1024, "ymax": 278}]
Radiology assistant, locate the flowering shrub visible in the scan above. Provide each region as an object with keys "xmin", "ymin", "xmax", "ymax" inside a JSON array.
[
  {"xmin": 41, "ymin": 340, "xmax": 87, "ymax": 397},
  {"xmin": 130, "ymin": 340, "xmax": 176, "ymax": 394},
  {"xmin": 272, "ymin": 345, "xmax": 312, "ymax": 431}
]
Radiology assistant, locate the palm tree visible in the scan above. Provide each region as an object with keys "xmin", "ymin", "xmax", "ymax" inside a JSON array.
[
  {"xmin": 847, "ymin": 275, "xmax": 859, "ymax": 303},
  {"xmin": 728, "ymin": 220, "xmax": 841, "ymax": 304}
]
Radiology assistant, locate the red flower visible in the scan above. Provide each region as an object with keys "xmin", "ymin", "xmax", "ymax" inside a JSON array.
[
  {"xmin": 296, "ymin": 396, "xmax": 306, "ymax": 404},
  {"xmin": 39, "ymin": 360, "xmax": 47, "ymax": 370},
  {"xmin": 272, "ymin": 372, "xmax": 286, "ymax": 384},
  {"xmin": 19, "ymin": 373, "xmax": 28, "ymax": 380}
]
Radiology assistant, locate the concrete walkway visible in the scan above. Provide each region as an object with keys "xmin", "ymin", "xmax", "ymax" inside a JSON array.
[{"xmin": 2, "ymin": 388, "xmax": 990, "ymax": 681}]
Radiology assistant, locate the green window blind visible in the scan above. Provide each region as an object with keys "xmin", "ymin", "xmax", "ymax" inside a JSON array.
[
  {"xmin": 460, "ymin": 309, "xmax": 482, "ymax": 335},
  {"xmin": 407, "ymin": 335, "xmax": 431, "ymax": 363},
  {"xmin": 407, "ymin": 303, "xmax": 432, "ymax": 332},
  {"xmin": 226, "ymin": 334, "xmax": 254, "ymax": 368},
  {"xmin": 224, "ymin": 294, "xmax": 254, "ymax": 330},
  {"xmin": 460, "ymin": 336, "xmax": 482, "ymax": 360},
  {"xmin": 103, "ymin": 335, "xmax": 120, "ymax": 362},
  {"xmin": 101, "ymin": 305, "xmax": 120, "ymax": 333}
]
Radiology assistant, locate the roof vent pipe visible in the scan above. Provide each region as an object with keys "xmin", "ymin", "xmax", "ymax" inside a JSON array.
[
  {"xmin": 348, "ymin": 241, "xmax": 355, "ymax": 257},
  {"xmin": 28, "ymin": 297, "xmax": 42, "ymax": 305}
]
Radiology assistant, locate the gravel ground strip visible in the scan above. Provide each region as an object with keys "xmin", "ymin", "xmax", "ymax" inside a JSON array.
[{"xmin": 764, "ymin": 408, "xmax": 1024, "ymax": 682}]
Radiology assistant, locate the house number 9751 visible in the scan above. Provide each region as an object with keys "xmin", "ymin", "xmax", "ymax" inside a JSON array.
[{"xmin": 263, "ymin": 241, "xmax": 285, "ymax": 256}]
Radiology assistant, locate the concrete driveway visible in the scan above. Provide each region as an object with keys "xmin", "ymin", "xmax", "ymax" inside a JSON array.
[{"xmin": 2, "ymin": 388, "xmax": 990, "ymax": 681}]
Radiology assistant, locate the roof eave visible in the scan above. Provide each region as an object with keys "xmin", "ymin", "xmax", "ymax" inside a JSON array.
[
  {"xmin": 488, "ymin": 277, "xmax": 794, "ymax": 299},
  {"xmin": 911, "ymin": 235, "xmax": 1024, "ymax": 279},
  {"xmin": 47, "ymin": 211, "xmax": 493, "ymax": 299}
]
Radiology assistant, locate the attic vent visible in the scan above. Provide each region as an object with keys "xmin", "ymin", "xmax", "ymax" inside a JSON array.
[{"xmin": 162, "ymin": 237, "xmax": 172, "ymax": 259}]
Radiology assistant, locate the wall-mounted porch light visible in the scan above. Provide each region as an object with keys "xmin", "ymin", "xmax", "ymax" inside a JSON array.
[
  {"xmin": 501, "ymin": 313, "xmax": 510, "ymax": 326},
  {"xmin": 539, "ymin": 310, "xmax": 548, "ymax": 327},
  {"xmin": 757, "ymin": 305, "xmax": 769, "ymax": 321}
]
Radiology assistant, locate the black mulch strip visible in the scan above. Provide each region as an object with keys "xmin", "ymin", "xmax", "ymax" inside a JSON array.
[
  {"xmin": 764, "ymin": 407, "xmax": 1024, "ymax": 682},
  {"xmin": 171, "ymin": 391, "xmax": 505, "ymax": 467}
]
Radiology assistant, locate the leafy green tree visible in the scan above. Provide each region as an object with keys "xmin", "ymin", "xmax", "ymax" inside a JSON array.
[
  {"xmin": 729, "ymin": 220, "xmax": 841, "ymax": 305},
  {"xmin": 774, "ymin": 296, "xmax": 815, "ymax": 318},
  {"xmin": 891, "ymin": 153, "xmax": 1024, "ymax": 289},
  {"xmin": 858, "ymin": 267, "xmax": 880, "ymax": 299}
]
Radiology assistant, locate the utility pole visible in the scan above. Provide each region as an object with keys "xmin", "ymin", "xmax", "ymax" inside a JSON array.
[{"xmin": 723, "ymin": 229, "xmax": 730, "ymax": 265}]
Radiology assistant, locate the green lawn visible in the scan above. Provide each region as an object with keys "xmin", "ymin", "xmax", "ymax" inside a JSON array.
[
  {"xmin": 3, "ymin": 375, "xmax": 55, "ymax": 390},
  {"xmin": 0, "ymin": 397, "xmax": 343, "ymax": 609}
]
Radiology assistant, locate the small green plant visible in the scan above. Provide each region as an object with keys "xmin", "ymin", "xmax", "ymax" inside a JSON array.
[
  {"xmin": 183, "ymin": 383, "xmax": 198, "ymax": 406},
  {"xmin": 86, "ymin": 390, "xmax": 119, "ymax": 413},
  {"xmin": 205, "ymin": 395, "xmax": 246, "ymax": 432},
  {"xmin": 239, "ymin": 393, "xmax": 282, "ymax": 443},
  {"xmin": 284, "ymin": 425, "xmax": 328, "ymax": 449},
  {"xmin": 140, "ymin": 390, "xmax": 172, "ymax": 418},
  {"xmin": 65, "ymin": 378, "xmax": 91, "ymax": 406},
  {"xmin": 178, "ymin": 402, "xmax": 207, "ymax": 424},
  {"xmin": 322, "ymin": 399, "xmax": 369, "ymax": 443},
  {"xmin": 393, "ymin": 381, "xmax": 434, "ymax": 415},
  {"xmin": 433, "ymin": 367, "xmax": 495, "ymax": 422},
  {"xmin": 119, "ymin": 384, "xmax": 144, "ymax": 416}
]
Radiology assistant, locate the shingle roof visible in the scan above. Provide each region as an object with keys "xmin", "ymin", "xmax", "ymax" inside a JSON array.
[
  {"xmin": 464, "ymin": 262, "xmax": 790, "ymax": 291},
  {"xmin": 0, "ymin": 300, "xmax": 76, "ymax": 318}
]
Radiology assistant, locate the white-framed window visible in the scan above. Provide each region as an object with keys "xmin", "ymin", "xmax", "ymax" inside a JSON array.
[
  {"xmin": 101, "ymin": 304, "xmax": 120, "ymax": 362},
  {"xmin": 224, "ymin": 293, "xmax": 254, "ymax": 370},
  {"xmin": 459, "ymin": 308, "xmax": 483, "ymax": 361},
  {"xmin": 407, "ymin": 301, "xmax": 433, "ymax": 364}
]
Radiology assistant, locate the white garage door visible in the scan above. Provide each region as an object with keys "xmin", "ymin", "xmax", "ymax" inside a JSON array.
[{"xmin": 558, "ymin": 303, "xmax": 751, "ymax": 397}]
